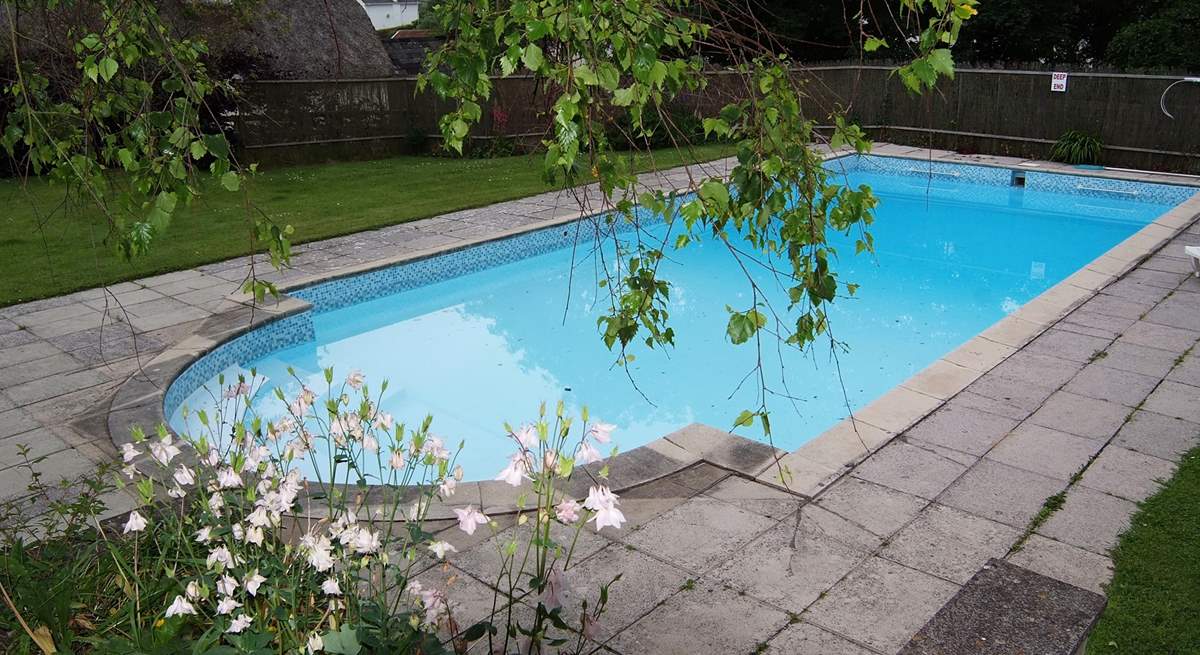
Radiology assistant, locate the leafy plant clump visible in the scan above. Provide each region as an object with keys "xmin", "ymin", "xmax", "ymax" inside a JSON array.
[
  {"xmin": 0, "ymin": 369, "xmax": 627, "ymax": 654},
  {"xmin": 1049, "ymin": 130, "xmax": 1103, "ymax": 166}
]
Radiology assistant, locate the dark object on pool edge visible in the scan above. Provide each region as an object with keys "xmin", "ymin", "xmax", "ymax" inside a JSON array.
[{"xmin": 899, "ymin": 559, "xmax": 1106, "ymax": 655}]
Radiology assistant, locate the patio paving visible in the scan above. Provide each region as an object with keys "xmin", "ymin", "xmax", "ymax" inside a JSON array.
[{"xmin": 1, "ymin": 143, "xmax": 1199, "ymax": 652}]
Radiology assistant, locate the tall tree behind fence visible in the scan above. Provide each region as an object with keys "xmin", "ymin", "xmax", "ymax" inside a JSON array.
[{"xmin": 234, "ymin": 66, "xmax": 1200, "ymax": 172}]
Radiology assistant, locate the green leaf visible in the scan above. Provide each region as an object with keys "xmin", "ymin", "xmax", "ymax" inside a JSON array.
[
  {"xmin": 864, "ymin": 37, "xmax": 889, "ymax": 52},
  {"xmin": 189, "ymin": 140, "xmax": 207, "ymax": 160},
  {"xmin": 927, "ymin": 49, "xmax": 955, "ymax": 79},
  {"xmin": 521, "ymin": 44, "xmax": 544, "ymax": 72},
  {"xmin": 320, "ymin": 625, "xmax": 361, "ymax": 655},
  {"xmin": 98, "ymin": 56, "xmax": 119, "ymax": 82},
  {"xmin": 220, "ymin": 171, "xmax": 240, "ymax": 192}
]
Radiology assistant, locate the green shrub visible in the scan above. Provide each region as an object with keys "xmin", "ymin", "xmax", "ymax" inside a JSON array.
[{"xmin": 1049, "ymin": 130, "xmax": 1103, "ymax": 166}]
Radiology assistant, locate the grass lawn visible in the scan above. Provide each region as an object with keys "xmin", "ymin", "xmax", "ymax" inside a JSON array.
[
  {"xmin": 1088, "ymin": 444, "xmax": 1200, "ymax": 654},
  {"xmin": 0, "ymin": 144, "xmax": 733, "ymax": 307}
]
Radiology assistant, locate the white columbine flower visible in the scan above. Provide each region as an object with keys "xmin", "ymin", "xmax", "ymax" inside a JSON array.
[
  {"xmin": 185, "ymin": 580, "xmax": 201, "ymax": 599},
  {"xmin": 165, "ymin": 595, "xmax": 196, "ymax": 618},
  {"xmin": 149, "ymin": 436, "xmax": 181, "ymax": 466},
  {"xmin": 321, "ymin": 577, "xmax": 343, "ymax": 596},
  {"xmin": 348, "ymin": 527, "xmax": 381, "ymax": 554},
  {"xmin": 217, "ymin": 575, "xmax": 238, "ymax": 597},
  {"xmin": 588, "ymin": 422, "xmax": 616, "ymax": 444},
  {"xmin": 244, "ymin": 570, "xmax": 267, "ymax": 596},
  {"xmin": 195, "ymin": 527, "xmax": 212, "ymax": 543},
  {"xmin": 389, "ymin": 449, "xmax": 405, "ymax": 470},
  {"xmin": 227, "ymin": 614, "xmax": 252, "ymax": 633},
  {"xmin": 362, "ymin": 434, "xmax": 379, "ymax": 454},
  {"xmin": 512, "ymin": 424, "xmax": 538, "ymax": 448},
  {"xmin": 307, "ymin": 633, "xmax": 324, "ymax": 653},
  {"xmin": 584, "ymin": 485, "xmax": 626, "ymax": 532},
  {"xmin": 439, "ymin": 477, "xmax": 457, "ymax": 498},
  {"xmin": 494, "ymin": 454, "xmax": 528, "ymax": 487},
  {"xmin": 428, "ymin": 540, "xmax": 458, "ymax": 559},
  {"xmin": 346, "ymin": 370, "xmax": 365, "ymax": 390},
  {"xmin": 575, "ymin": 440, "xmax": 602, "ymax": 466},
  {"xmin": 207, "ymin": 546, "xmax": 235, "ymax": 570},
  {"xmin": 243, "ymin": 525, "xmax": 264, "ymax": 546},
  {"xmin": 123, "ymin": 511, "xmax": 147, "ymax": 534},
  {"xmin": 173, "ymin": 465, "xmax": 195, "ymax": 487},
  {"xmin": 120, "ymin": 442, "xmax": 140, "ymax": 463},
  {"xmin": 453, "ymin": 506, "xmax": 489, "ymax": 536},
  {"xmin": 555, "ymin": 499, "xmax": 581, "ymax": 524},
  {"xmin": 216, "ymin": 467, "xmax": 243, "ymax": 489},
  {"xmin": 216, "ymin": 597, "xmax": 242, "ymax": 615}
]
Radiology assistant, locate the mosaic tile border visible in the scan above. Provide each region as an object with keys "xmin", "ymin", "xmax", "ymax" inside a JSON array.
[
  {"xmin": 836, "ymin": 154, "xmax": 1197, "ymax": 205},
  {"xmin": 163, "ymin": 311, "xmax": 315, "ymax": 416}
]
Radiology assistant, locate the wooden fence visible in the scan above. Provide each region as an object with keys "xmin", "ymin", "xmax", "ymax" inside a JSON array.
[{"xmin": 233, "ymin": 66, "xmax": 1200, "ymax": 172}]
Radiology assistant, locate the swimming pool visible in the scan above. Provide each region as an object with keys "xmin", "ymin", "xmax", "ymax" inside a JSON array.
[{"xmin": 166, "ymin": 155, "xmax": 1196, "ymax": 480}]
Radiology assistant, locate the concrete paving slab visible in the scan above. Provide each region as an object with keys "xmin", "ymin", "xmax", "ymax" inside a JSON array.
[
  {"xmin": 765, "ymin": 622, "xmax": 875, "ymax": 655},
  {"xmin": 938, "ymin": 460, "xmax": 1064, "ymax": 528},
  {"xmin": 610, "ymin": 579, "xmax": 789, "ymax": 655},
  {"xmin": 1028, "ymin": 391, "xmax": 1132, "ymax": 441},
  {"xmin": 561, "ymin": 542, "xmax": 690, "ymax": 635},
  {"xmin": 881, "ymin": 504, "xmax": 1021, "ymax": 585},
  {"xmin": 904, "ymin": 404, "xmax": 1018, "ymax": 456},
  {"xmin": 985, "ymin": 351, "xmax": 1082, "ymax": 390},
  {"xmin": 1007, "ymin": 535, "xmax": 1113, "ymax": 595},
  {"xmin": 1077, "ymin": 446, "xmax": 1175, "ymax": 502},
  {"xmin": 1024, "ymin": 328, "xmax": 1112, "ymax": 363},
  {"xmin": 1142, "ymin": 379, "xmax": 1200, "ymax": 423},
  {"xmin": 709, "ymin": 516, "xmax": 869, "ymax": 613},
  {"xmin": 898, "ymin": 559, "xmax": 1105, "ymax": 655},
  {"xmin": 985, "ymin": 424, "xmax": 1103, "ymax": 481},
  {"xmin": 1096, "ymin": 341, "xmax": 1182, "ymax": 378},
  {"xmin": 702, "ymin": 475, "xmax": 805, "ymax": 521},
  {"xmin": 1038, "ymin": 487, "xmax": 1137, "ymax": 555},
  {"xmin": 621, "ymin": 495, "xmax": 777, "ymax": 573},
  {"xmin": 1063, "ymin": 363, "xmax": 1162, "ymax": 408},
  {"xmin": 806, "ymin": 556, "xmax": 960, "ymax": 654},
  {"xmin": 1116, "ymin": 320, "xmax": 1200, "ymax": 353},
  {"xmin": 1112, "ymin": 410, "xmax": 1200, "ymax": 461},
  {"xmin": 816, "ymin": 477, "xmax": 927, "ymax": 538},
  {"xmin": 851, "ymin": 440, "xmax": 969, "ymax": 500}
]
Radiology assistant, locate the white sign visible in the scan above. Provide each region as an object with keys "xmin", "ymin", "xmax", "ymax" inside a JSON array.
[{"xmin": 1051, "ymin": 72, "xmax": 1068, "ymax": 93}]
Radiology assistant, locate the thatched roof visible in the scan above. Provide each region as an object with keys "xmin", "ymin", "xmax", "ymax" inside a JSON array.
[{"xmin": 1, "ymin": 0, "xmax": 395, "ymax": 82}]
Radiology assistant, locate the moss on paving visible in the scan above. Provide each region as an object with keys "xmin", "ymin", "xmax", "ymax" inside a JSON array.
[
  {"xmin": 1087, "ymin": 445, "xmax": 1200, "ymax": 654},
  {"xmin": 0, "ymin": 144, "xmax": 733, "ymax": 307}
]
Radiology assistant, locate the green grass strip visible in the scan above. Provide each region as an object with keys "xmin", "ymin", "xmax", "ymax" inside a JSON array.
[
  {"xmin": 1088, "ymin": 445, "xmax": 1200, "ymax": 654},
  {"xmin": 0, "ymin": 144, "xmax": 734, "ymax": 307}
]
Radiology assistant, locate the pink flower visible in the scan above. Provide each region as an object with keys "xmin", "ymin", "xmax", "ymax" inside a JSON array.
[
  {"xmin": 439, "ymin": 477, "xmax": 457, "ymax": 498},
  {"xmin": 389, "ymin": 449, "xmax": 405, "ymax": 470},
  {"xmin": 584, "ymin": 486, "xmax": 625, "ymax": 532},
  {"xmin": 346, "ymin": 370, "xmax": 365, "ymax": 390},
  {"xmin": 453, "ymin": 505, "xmax": 489, "ymax": 535},
  {"xmin": 575, "ymin": 440, "xmax": 602, "ymax": 466},
  {"xmin": 555, "ymin": 499, "xmax": 581, "ymax": 524},
  {"xmin": 588, "ymin": 422, "xmax": 616, "ymax": 444},
  {"xmin": 123, "ymin": 511, "xmax": 147, "ymax": 534}
]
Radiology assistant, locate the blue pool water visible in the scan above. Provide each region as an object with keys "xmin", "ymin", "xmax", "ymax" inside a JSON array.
[{"xmin": 168, "ymin": 156, "xmax": 1194, "ymax": 480}]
